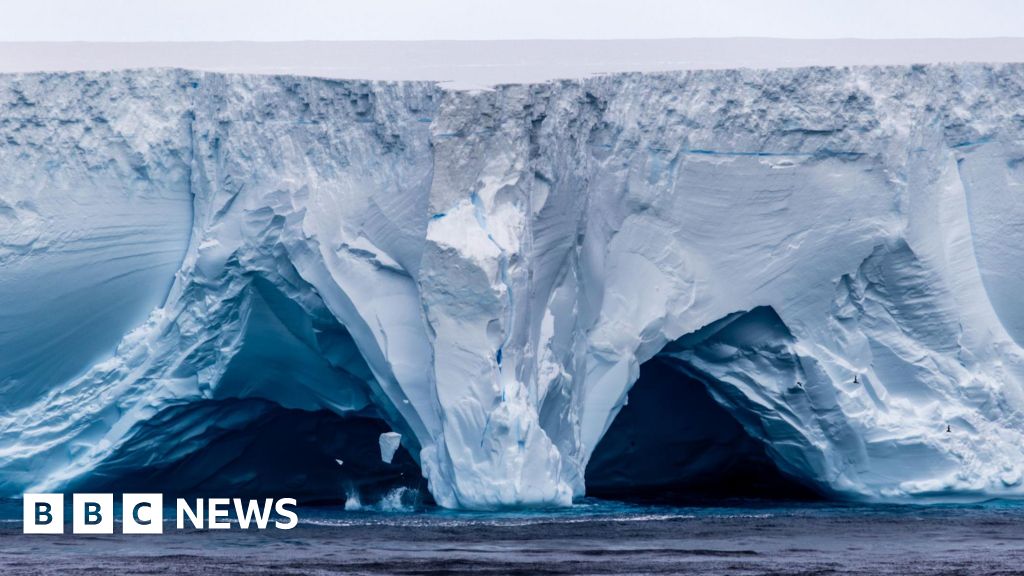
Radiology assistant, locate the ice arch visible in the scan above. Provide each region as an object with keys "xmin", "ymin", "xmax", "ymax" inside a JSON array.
[
  {"xmin": 0, "ymin": 261, "xmax": 427, "ymax": 500},
  {"xmin": 585, "ymin": 307, "xmax": 830, "ymax": 502},
  {"xmin": 61, "ymin": 277, "xmax": 426, "ymax": 504},
  {"xmin": 585, "ymin": 353, "xmax": 818, "ymax": 502}
]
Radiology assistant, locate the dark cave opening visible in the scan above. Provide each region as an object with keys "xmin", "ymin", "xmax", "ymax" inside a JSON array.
[
  {"xmin": 585, "ymin": 356, "xmax": 819, "ymax": 504},
  {"xmin": 74, "ymin": 398, "xmax": 427, "ymax": 506},
  {"xmin": 71, "ymin": 276, "xmax": 432, "ymax": 507}
]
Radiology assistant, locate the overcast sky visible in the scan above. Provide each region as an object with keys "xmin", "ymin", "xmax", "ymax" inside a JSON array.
[{"xmin": 0, "ymin": 0, "xmax": 1022, "ymax": 42}]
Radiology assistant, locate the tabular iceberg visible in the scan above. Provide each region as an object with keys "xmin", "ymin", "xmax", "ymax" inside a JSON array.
[{"xmin": 2, "ymin": 64, "xmax": 1024, "ymax": 509}]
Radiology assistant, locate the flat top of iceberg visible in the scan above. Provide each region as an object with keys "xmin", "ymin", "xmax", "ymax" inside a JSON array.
[{"xmin": 1, "ymin": 38, "xmax": 1023, "ymax": 89}]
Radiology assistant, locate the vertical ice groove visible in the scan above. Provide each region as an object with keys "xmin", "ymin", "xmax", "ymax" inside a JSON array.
[{"xmin": 4, "ymin": 64, "xmax": 1024, "ymax": 507}]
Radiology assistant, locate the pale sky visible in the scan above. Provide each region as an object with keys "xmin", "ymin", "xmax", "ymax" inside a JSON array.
[{"xmin": 0, "ymin": 0, "xmax": 1022, "ymax": 42}]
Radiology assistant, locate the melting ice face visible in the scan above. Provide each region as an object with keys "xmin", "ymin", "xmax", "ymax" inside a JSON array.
[{"xmin": 3, "ymin": 64, "xmax": 1024, "ymax": 509}]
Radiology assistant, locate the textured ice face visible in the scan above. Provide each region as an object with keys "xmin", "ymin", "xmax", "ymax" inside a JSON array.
[{"xmin": 3, "ymin": 65, "xmax": 1024, "ymax": 508}]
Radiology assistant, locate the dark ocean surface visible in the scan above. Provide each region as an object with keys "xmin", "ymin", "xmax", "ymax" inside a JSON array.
[{"xmin": 2, "ymin": 498, "xmax": 1023, "ymax": 575}]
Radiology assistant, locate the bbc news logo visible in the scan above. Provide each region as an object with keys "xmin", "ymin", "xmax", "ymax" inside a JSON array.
[{"xmin": 23, "ymin": 493, "xmax": 298, "ymax": 534}]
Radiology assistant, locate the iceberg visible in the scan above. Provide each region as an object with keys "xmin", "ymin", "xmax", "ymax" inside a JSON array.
[
  {"xmin": 379, "ymin": 432, "xmax": 402, "ymax": 464},
  {"xmin": 3, "ymin": 61, "xmax": 1024, "ymax": 509}
]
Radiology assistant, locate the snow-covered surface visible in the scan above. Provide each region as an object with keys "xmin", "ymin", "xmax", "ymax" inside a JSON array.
[
  {"xmin": 3, "ymin": 52, "xmax": 1024, "ymax": 508},
  {"xmin": 1, "ymin": 39, "xmax": 1024, "ymax": 89}
]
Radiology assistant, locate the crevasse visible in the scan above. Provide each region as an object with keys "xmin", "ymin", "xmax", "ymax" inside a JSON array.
[{"xmin": 3, "ymin": 65, "xmax": 1024, "ymax": 508}]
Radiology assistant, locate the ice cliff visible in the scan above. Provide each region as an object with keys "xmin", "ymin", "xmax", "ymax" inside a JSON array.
[{"xmin": 3, "ymin": 64, "xmax": 1024, "ymax": 508}]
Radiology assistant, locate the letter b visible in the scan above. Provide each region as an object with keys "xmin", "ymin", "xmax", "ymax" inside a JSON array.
[
  {"xmin": 73, "ymin": 494, "xmax": 113, "ymax": 534},
  {"xmin": 84, "ymin": 502, "xmax": 102, "ymax": 525},
  {"xmin": 23, "ymin": 494, "xmax": 64, "ymax": 534},
  {"xmin": 36, "ymin": 502, "xmax": 52, "ymax": 525}
]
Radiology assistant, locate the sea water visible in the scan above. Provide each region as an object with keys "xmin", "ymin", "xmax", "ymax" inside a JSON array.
[{"xmin": 2, "ymin": 497, "xmax": 1023, "ymax": 574}]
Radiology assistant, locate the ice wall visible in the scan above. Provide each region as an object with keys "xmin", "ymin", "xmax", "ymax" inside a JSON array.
[{"xmin": 3, "ymin": 64, "xmax": 1024, "ymax": 508}]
